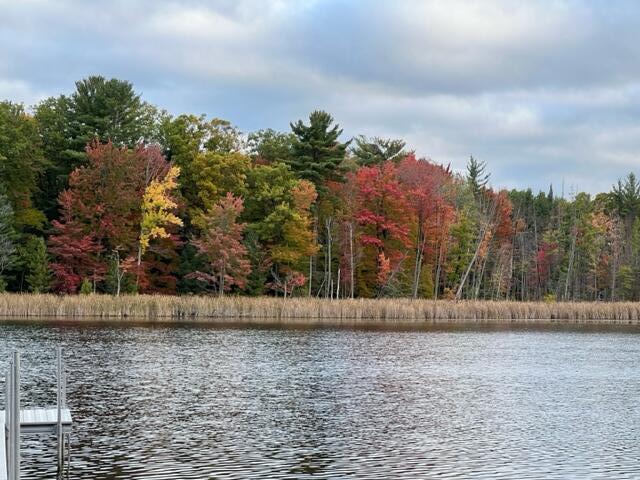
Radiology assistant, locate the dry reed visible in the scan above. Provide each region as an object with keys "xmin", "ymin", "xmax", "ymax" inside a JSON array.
[{"xmin": 1, "ymin": 294, "xmax": 640, "ymax": 326}]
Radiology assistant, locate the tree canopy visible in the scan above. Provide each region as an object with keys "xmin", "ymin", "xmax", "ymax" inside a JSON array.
[{"xmin": 1, "ymin": 76, "xmax": 639, "ymax": 301}]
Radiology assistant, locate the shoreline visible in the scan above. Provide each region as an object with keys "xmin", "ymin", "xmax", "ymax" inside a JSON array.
[{"xmin": 2, "ymin": 294, "xmax": 640, "ymax": 326}]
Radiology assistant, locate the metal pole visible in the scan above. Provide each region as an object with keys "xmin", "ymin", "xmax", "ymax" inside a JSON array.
[
  {"xmin": 65, "ymin": 433, "xmax": 71, "ymax": 479},
  {"xmin": 6, "ymin": 358, "xmax": 12, "ymax": 480},
  {"xmin": 57, "ymin": 347, "xmax": 63, "ymax": 477},
  {"xmin": 11, "ymin": 352, "xmax": 20, "ymax": 480}
]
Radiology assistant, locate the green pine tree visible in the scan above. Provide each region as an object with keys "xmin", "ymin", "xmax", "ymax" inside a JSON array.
[
  {"xmin": 466, "ymin": 156, "xmax": 490, "ymax": 198},
  {"xmin": 17, "ymin": 236, "xmax": 51, "ymax": 293},
  {"xmin": 352, "ymin": 135, "xmax": 407, "ymax": 166},
  {"xmin": 288, "ymin": 110, "xmax": 350, "ymax": 188}
]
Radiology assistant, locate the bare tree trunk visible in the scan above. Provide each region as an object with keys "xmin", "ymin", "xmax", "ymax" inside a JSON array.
[
  {"xmin": 308, "ymin": 255, "xmax": 313, "ymax": 297},
  {"xmin": 376, "ymin": 252, "xmax": 408, "ymax": 298},
  {"xmin": 348, "ymin": 222, "xmax": 355, "ymax": 299},
  {"xmin": 533, "ymin": 217, "xmax": 541, "ymax": 300},
  {"xmin": 135, "ymin": 241, "xmax": 143, "ymax": 291},
  {"xmin": 506, "ymin": 239, "xmax": 514, "ymax": 300},
  {"xmin": 434, "ymin": 237, "xmax": 444, "ymax": 300},
  {"xmin": 474, "ymin": 254, "xmax": 488, "ymax": 300},
  {"xmin": 611, "ymin": 248, "xmax": 618, "ymax": 301},
  {"xmin": 520, "ymin": 233, "xmax": 527, "ymax": 301},
  {"xmin": 412, "ymin": 225, "xmax": 425, "ymax": 299},
  {"xmin": 113, "ymin": 250, "xmax": 124, "ymax": 297},
  {"xmin": 219, "ymin": 266, "xmax": 225, "ymax": 297},
  {"xmin": 564, "ymin": 223, "xmax": 577, "ymax": 301},
  {"xmin": 309, "ymin": 216, "xmax": 318, "ymax": 297},
  {"xmin": 455, "ymin": 223, "xmax": 488, "ymax": 301},
  {"xmin": 324, "ymin": 218, "xmax": 333, "ymax": 299}
]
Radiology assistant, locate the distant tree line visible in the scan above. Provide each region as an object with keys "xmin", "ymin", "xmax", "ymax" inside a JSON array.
[{"xmin": 0, "ymin": 75, "xmax": 638, "ymax": 300}]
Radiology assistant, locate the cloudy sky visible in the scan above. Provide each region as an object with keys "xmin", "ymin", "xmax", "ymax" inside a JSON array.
[{"xmin": 1, "ymin": 0, "xmax": 640, "ymax": 194}]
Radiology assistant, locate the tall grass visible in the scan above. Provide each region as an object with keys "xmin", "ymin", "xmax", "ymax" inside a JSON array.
[{"xmin": 1, "ymin": 294, "xmax": 640, "ymax": 325}]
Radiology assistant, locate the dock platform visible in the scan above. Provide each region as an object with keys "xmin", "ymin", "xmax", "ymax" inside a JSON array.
[
  {"xmin": 1, "ymin": 409, "xmax": 72, "ymax": 435},
  {"xmin": 2, "ymin": 350, "xmax": 72, "ymax": 480}
]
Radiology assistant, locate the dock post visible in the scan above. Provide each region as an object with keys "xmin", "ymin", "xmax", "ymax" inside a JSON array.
[
  {"xmin": 10, "ymin": 352, "xmax": 20, "ymax": 480},
  {"xmin": 56, "ymin": 347, "xmax": 63, "ymax": 477},
  {"xmin": 5, "ymin": 356, "xmax": 12, "ymax": 480},
  {"xmin": 5, "ymin": 358, "xmax": 10, "ymax": 480}
]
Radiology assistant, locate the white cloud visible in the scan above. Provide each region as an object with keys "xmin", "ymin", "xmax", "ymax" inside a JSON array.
[{"xmin": 0, "ymin": 0, "xmax": 639, "ymax": 193}]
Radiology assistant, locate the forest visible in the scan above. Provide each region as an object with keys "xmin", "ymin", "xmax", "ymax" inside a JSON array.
[{"xmin": 1, "ymin": 75, "xmax": 639, "ymax": 302}]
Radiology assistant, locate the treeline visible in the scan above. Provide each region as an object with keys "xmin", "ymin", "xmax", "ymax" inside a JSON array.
[{"xmin": 0, "ymin": 76, "xmax": 638, "ymax": 301}]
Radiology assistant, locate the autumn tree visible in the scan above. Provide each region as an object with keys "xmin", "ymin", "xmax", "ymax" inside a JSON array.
[
  {"xmin": 2, "ymin": 75, "xmax": 638, "ymax": 301},
  {"xmin": 329, "ymin": 176, "xmax": 361, "ymax": 298},
  {"xmin": 191, "ymin": 151, "xmax": 250, "ymax": 221},
  {"xmin": 398, "ymin": 155, "xmax": 456, "ymax": 298},
  {"xmin": 351, "ymin": 162, "xmax": 412, "ymax": 296},
  {"xmin": 189, "ymin": 193, "xmax": 250, "ymax": 295},
  {"xmin": 48, "ymin": 142, "xmax": 169, "ymax": 293},
  {"xmin": 136, "ymin": 165, "xmax": 183, "ymax": 288},
  {"xmin": 161, "ymin": 115, "xmax": 241, "ymax": 196},
  {"xmin": 49, "ymin": 191, "xmax": 105, "ymax": 293},
  {"xmin": 244, "ymin": 163, "xmax": 318, "ymax": 296},
  {"xmin": 35, "ymin": 76, "xmax": 162, "ymax": 218},
  {"xmin": 269, "ymin": 179, "xmax": 319, "ymax": 294}
]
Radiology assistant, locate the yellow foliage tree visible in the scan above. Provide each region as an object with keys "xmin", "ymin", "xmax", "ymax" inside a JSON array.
[{"xmin": 138, "ymin": 165, "xmax": 183, "ymax": 267}]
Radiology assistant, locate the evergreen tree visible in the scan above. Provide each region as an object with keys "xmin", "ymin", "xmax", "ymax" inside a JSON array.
[
  {"xmin": 69, "ymin": 76, "xmax": 161, "ymax": 151},
  {"xmin": 466, "ymin": 156, "xmax": 490, "ymax": 197},
  {"xmin": 352, "ymin": 135, "xmax": 407, "ymax": 166},
  {"xmin": 0, "ymin": 192, "xmax": 17, "ymax": 291},
  {"xmin": 0, "ymin": 101, "xmax": 47, "ymax": 228},
  {"xmin": 610, "ymin": 172, "xmax": 640, "ymax": 260},
  {"xmin": 288, "ymin": 110, "xmax": 350, "ymax": 188},
  {"xmin": 35, "ymin": 76, "xmax": 162, "ymax": 218},
  {"xmin": 17, "ymin": 236, "xmax": 51, "ymax": 293}
]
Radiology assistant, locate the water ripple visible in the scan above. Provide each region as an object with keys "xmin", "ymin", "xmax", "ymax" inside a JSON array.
[{"xmin": 0, "ymin": 323, "xmax": 639, "ymax": 479}]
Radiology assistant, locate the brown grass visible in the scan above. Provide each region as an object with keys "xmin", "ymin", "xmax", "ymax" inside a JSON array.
[{"xmin": 1, "ymin": 294, "xmax": 640, "ymax": 326}]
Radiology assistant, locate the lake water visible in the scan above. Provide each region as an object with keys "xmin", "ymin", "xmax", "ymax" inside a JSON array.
[{"xmin": 1, "ymin": 321, "xmax": 639, "ymax": 479}]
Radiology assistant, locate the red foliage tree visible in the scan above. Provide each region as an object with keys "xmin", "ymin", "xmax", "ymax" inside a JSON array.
[
  {"xmin": 351, "ymin": 161, "xmax": 412, "ymax": 295},
  {"xmin": 48, "ymin": 142, "xmax": 170, "ymax": 293},
  {"xmin": 48, "ymin": 191, "xmax": 105, "ymax": 293},
  {"xmin": 188, "ymin": 193, "xmax": 251, "ymax": 295},
  {"xmin": 397, "ymin": 154, "xmax": 457, "ymax": 297}
]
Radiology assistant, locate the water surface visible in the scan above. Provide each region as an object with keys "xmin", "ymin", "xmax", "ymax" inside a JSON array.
[{"xmin": 1, "ymin": 321, "xmax": 639, "ymax": 479}]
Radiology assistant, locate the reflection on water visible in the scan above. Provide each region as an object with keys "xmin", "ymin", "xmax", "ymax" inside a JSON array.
[{"xmin": 1, "ymin": 322, "xmax": 639, "ymax": 479}]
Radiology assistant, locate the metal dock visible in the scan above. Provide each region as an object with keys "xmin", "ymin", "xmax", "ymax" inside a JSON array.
[{"xmin": 1, "ymin": 349, "xmax": 73, "ymax": 480}]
